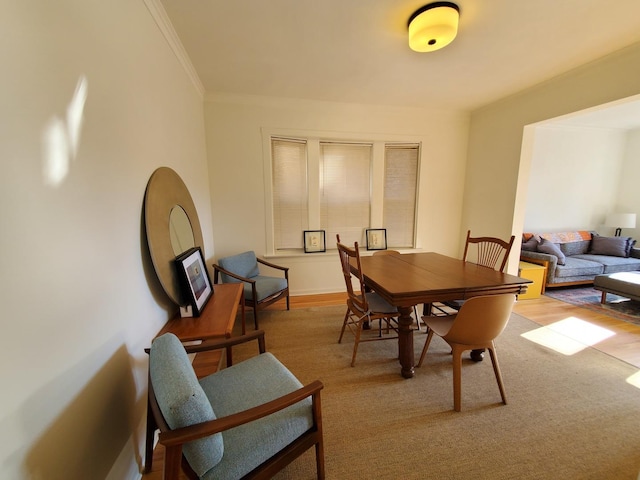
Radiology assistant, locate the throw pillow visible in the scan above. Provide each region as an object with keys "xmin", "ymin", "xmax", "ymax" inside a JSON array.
[
  {"xmin": 521, "ymin": 235, "xmax": 539, "ymax": 252},
  {"xmin": 589, "ymin": 235, "xmax": 631, "ymax": 257},
  {"xmin": 537, "ymin": 238, "xmax": 566, "ymax": 265}
]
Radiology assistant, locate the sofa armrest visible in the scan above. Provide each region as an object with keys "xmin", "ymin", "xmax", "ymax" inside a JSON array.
[
  {"xmin": 630, "ymin": 248, "xmax": 640, "ymax": 259},
  {"xmin": 520, "ymin": 251, "xmax": 558, "ymax": 285}
]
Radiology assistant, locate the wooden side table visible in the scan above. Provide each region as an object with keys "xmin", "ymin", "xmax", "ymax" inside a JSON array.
[{"xmin": 156, "ymin": 282, "xmax": 244, "ymax": 341}]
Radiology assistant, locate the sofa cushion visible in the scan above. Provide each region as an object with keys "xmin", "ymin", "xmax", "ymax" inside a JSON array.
[
  {"xmin": 150, "ymin": 333, "xmax": 224, "ymax": 476},
  {"xmin": 199, "ymin": 352, "xmax": 313, "ymax": 480},
  {"xmin": 559, "ymin": 240, "xmax": 591, "ymax": 256},
  {"xmin": 537, "ymin": 238, "xmax": 566, "ymax": 265},
  {"xmin": 521, "ymin": 235, "xmax": 539, "ymax": 252},
  {"xmin": 589, "ymin": 236, "xmax": 631, "ymax": 257},
  {"xmin": 554, "ymin": 257, "xmax": 604, "ymax": 279},
  {"xmin": 573, "ymin": 254, "xmax": 640, "ymax": 274}
]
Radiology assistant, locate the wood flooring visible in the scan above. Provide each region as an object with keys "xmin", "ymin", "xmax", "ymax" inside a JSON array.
[{"xmin": 141, "ymin": 291, "xmax": 640, "ymax": 479}]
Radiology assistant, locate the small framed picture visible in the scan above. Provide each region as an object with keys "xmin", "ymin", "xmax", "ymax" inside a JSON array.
[
  {"xmin": 175, "ymin": 246, "xmax": 213, "ymax": 316},
  {"xmin": 366, "ymin": 228, "xmax": 387, "ymax": 250},
  {"xmin": 303, "ymin": 230, "xmax": 326, "ymax": 253}
]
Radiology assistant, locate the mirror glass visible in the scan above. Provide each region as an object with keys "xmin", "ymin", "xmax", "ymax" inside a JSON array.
[{"xmin": 169, "ymin": 205, "xmax": 195, "ymax": 255}]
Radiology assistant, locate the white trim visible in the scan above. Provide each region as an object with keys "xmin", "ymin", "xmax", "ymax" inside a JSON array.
[{"xmin": 143, "ymin": 0, "xmax": 205, "ymax": 97}]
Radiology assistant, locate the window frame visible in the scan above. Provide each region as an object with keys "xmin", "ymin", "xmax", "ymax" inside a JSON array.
[{"xmin": 262, "ymin": 128, "xmax": 422, "ymax": 256}]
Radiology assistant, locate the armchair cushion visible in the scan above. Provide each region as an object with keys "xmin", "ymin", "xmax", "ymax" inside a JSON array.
[
  {"xmin": 149, "ymin": 334, "xmax": 224, "ymax": 476},
  {"xmin": 199, "ymin": 352, "xmax": 314, "ymax": 480},
  {"xmin": 218, "ymin": 251, "xmax": 260, "ymax": 280},
  {"xmin": 245, "ymin": 275, "xmax": 289, "ymax": 302}
]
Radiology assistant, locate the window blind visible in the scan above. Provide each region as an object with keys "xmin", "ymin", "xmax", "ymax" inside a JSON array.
[
  {"xmin": 272, "ymin": 138, "xmax": 308, "ymax": 250},
  {"xmin": 383, "ymin": 145, "xmax": 418, "ymax": 248}
]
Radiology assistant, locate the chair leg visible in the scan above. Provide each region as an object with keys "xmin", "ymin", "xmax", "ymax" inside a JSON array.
[
  {"xmin": 350, "ymin": 320, "xmax": 364, "ymax": 367},
  {"xmin": 451, "ymin": 345, "xmax": 464, "ymax": 412},
  {"xmin": 488, "ymin": 343, "xmax": 507, "ymax": 405},
  {"xmin": 417, "ymin": 329, "xmax": 434, "ymax": 367},
  {"xmin": 338, "ymin": 308, "xmax": 350, "ymax": 343},
  {"xmin": 252, "ymin": 302, "xmax": 259, "ymax": 330}
]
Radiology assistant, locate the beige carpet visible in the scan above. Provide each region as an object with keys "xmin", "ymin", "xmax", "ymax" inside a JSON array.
[{"xmin": 229, "ymin": 306, "xmax": 640, "ymax": 480}]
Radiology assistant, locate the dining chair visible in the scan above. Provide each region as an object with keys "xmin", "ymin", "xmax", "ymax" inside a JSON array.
[
  {"xmin": 146, "ymin": 331, "xmax": 325, "ymax": 479},
  {"xmin": 336, "ymin": 236, "xmax": 400, "ymax": 367},
  {"xmin": 213, "ymin": 251, "xmax": 289, "ymax": 330},
  {"xmin": 431, "ymin": 230, "xmax": 515, "ymax": 315},
  {"xmin": 417, "ymin": 293, "xmax": 516, "ymax": 411},
  {"xmin": 372, "ymin": 250, "xmax": 422, "ymax": 331}
]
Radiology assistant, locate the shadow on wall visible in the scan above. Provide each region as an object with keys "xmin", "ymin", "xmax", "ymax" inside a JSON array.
[{"xmin": 23, "ymin": 342, "xmax": 141, "ymax": 479}]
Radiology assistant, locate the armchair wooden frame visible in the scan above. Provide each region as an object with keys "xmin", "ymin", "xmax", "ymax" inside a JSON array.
[
  {"xmin": 213, "ymin": 258, "xmax": 290, "ymax": 330},
  {"xmin": 145, "ymin": 331, "xmax": 325, "ymax": 480}
]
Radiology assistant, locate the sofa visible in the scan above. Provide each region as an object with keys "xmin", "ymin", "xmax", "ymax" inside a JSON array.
[{"xmin": 519, "ymin": 230, "xmax": 640, "ymax": 288}]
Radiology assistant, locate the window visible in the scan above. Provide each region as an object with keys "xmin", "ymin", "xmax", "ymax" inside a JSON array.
[{"xmin": 268, "ymin": 135, "xmax": 419, "ymax": 253}]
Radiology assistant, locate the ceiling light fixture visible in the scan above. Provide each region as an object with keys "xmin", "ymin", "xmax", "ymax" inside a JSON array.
[{"xmin": 408, "ymin": 2, "xmax": 460, "ymax": 53}]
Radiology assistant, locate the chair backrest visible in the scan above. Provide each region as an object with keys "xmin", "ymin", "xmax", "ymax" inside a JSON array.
[
  {"xmin": 336, "ymin": 235, "xmax": 369, "ymax": 313},
  {"xmin": 218, "ymin": 251, "xmax": 260, "ymax": 280},
  {"xmin": 444, "ymin": 294, "xmax": 515, "ymax": 345},
  {"xmin": 149, "ymin": 333, "xmax": 224, "ymax": 476},
  {"xmin": 462, "ymin": 230, "xmax": 515, "ymax": 272}
]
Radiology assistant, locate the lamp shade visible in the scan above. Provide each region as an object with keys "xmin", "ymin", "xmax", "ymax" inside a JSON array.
[
  {"xmin": 606, "ymin": 213, "xmax": 637, "ymax": 229},
  {"xmin": 408, "ymin": 2, "xmax": 459, "ymax": 53}
]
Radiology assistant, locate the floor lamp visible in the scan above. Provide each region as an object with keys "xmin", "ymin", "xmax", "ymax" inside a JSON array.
[{"xmin": 605, "ymin": 213, "xmax": 637, "ymax": 236}]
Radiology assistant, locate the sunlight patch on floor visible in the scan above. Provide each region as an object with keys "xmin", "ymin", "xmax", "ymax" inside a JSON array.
[
  {"xmin": 626, "ymin": 370, "xmax": 640, "ymax": 389},
  {"xmin": 521, "ymin": 316, "xmax": 615, "ymax": 355}
]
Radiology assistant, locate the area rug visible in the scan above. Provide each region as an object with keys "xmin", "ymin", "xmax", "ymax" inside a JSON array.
[
  {"xmin": 228, "ymin": 305, "xmax": 640, "ymax": 480},
  {"xmin": 544, "ymin": 285, "xmax": 640, "ymax": 326}
]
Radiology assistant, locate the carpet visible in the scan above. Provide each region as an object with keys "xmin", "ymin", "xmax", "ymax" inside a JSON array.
[
  {"xmin": 228, "ymin": 305, "xmax": 640, "ymax": 480},
  {"xmin": 544, "ymin": 286, "xmax": 640, "ymax": 326}
]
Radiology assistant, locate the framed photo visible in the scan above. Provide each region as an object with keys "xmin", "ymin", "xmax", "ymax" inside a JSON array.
[
  {"xmin": 303, "ymin": 230, "xmax": 326, "ymax": 253},
  {"xmin": 175, "ymin": 246, "xmax": 213, "ymax": 316},
  {"xmin": 366, "ymin": 228, "xmax": 387, "ymax": 250}
]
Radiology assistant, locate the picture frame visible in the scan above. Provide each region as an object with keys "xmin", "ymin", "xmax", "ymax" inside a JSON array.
[
  {"xmin": 175, "ymin": 246, "xmax": 213, "ymax": 316},
  {"xmin": 366, "ymin": 228, "xmax": 387, "ymax": 250},
  {"xmin": 303, "ymin": 230, "xmax": 326, "ymax": 253}
]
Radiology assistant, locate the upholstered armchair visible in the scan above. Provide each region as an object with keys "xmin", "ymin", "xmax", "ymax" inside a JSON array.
[
  {"xmin": 213, "ymin": 251, "xmax": 289, "ymax": 329},
  {"xmin": 146, "ymin": 331, "xmax": 325, "ymax": 479}
]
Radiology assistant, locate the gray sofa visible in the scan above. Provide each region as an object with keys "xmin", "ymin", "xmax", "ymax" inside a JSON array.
[{"xmin": 519, "ymin": 230, "xmax": 640, "ymax": 288}]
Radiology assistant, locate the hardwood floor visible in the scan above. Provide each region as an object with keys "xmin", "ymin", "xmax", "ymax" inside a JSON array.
[{"xmin": 142, "ymin": 291, "xmax": 640, "ymax": 478}]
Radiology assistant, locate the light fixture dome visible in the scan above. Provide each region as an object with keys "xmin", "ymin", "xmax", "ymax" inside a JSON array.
[{"xmin": 408, "ymin": 2, "xmax": 459, "ymax": 52}]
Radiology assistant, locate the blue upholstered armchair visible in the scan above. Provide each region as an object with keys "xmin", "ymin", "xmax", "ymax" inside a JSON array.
[
  {"xmin": 145, "ymin": 331, "xmax": 325, "ymax": 479},
  {"xmin": 213, "ymin": 251, "xmax": 289, "ymax": 329}
]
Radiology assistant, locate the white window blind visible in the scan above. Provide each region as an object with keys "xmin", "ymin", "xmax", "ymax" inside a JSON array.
[
  {"xmin": 272, "ymin": 138, "xmax": 308, "ymax": 250},
  {"xmin": 383, "ymin": 144, "xmax": 418, "ymax": 248},
  {"xmin": 320, "ymin": 142, "xmax": 372, "ymax": 246}
]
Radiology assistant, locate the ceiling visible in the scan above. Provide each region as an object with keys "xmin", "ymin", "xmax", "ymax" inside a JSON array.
[{"xmin": 159, "ymin": 0, "xmax": 640, "ymax": 116}]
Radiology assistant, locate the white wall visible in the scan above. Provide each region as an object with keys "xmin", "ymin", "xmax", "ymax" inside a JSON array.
[
  {"xmin": 524, "ymin": 125, "xmax": 626, "ymax": 232},
  {"xmin": 204, "ymin": 95, "xmax": 470, "ymax": 294},
  {"xmin": 617, "ymin": 128, "xmax": 640, "ymax": 240},
  {"xmin": 0, "ymin": 2, "xmax": 210, "ymax": 478},
  {"xmin": 466, "ymin": 42, "xmax": 640, "ymax": 274}
]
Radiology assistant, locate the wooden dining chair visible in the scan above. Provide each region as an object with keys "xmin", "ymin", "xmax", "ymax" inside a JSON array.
[
  {"xmin": 417, "ymin": 293, "xmax": 516, "ymax": 411},
  {"xmin": 336, "ymin": 236, "xmax": 400, "ymax": 367},
  {"xmin": 431, "ymin": 230, "xmax": 515, "ymax": 315}
]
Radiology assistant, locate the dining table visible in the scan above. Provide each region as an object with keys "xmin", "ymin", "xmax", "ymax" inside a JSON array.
[{"xmin": 355, "ymin": 252, "xmax": 532, "ymax": 378}]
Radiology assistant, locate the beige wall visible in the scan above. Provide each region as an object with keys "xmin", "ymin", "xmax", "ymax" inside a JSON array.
[
  {"xmin": 0, "ymin": 1, "xmax": 211, "ymax": 478},
  {"xmin": 204, "ymin": 95, "xmax": 470, "ymax": 294},
  {"xmin": 466, "ymin": 42, "xmax": 640, "ymax": 274}
]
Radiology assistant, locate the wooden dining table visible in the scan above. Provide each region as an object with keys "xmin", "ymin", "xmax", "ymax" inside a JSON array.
[{"xmin": 355, "ymin": 252, "xmax": 531, "ymax": 379}]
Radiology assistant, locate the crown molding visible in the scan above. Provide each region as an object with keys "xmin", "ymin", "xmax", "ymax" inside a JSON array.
[{"xmin": 143, "ymin": 0, "xmax": 205, "ymax": 98}]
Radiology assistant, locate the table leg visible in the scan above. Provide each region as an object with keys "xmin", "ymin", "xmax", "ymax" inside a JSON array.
[{"xmin": 398, "ymin": 306, "xmax": 415, "ymax": 378}]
